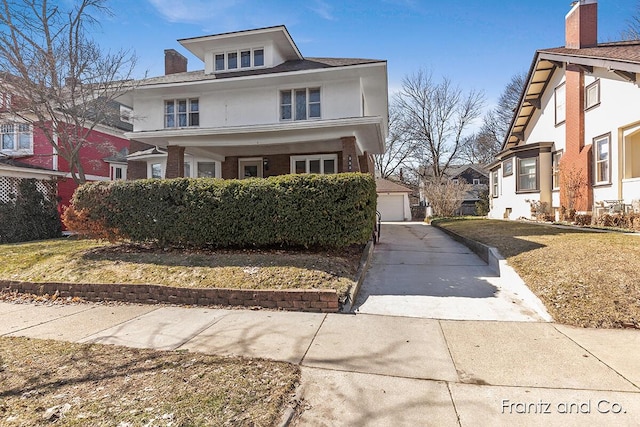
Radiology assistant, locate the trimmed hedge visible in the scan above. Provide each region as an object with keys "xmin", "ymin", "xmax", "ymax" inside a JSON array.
[
  {"xmin": 0, "ymin": 178, "xmax": 61, "ymax": 243},
  {"xmin": 64, "ymin": 173, "xmax": 376, "ymax": 248}
]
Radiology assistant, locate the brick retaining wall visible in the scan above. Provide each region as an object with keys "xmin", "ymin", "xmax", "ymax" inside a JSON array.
[{"xmin": 0, "ymin": 280, "xmax": 340, "ymax": 313}]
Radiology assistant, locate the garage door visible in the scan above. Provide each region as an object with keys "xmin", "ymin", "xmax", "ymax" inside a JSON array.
[{"xmin": 377, "ymin": 194, "xmax": 405, "ymax": 221}]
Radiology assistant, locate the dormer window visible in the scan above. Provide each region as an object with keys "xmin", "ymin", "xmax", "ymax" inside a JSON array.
[{"xmin": 214, "ymin": 48, "xmax": 265, "ymax": 72}]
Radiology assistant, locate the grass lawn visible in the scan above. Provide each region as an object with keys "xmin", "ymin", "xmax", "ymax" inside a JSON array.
[
  {"xmin": 433, "ymin": 218, "xmax": 640, "ymax": 328},
  {"xmin": 0, "ymin": 336, "xmax": 298, "ymax": 426},
  {"xmin": 0, "ymin": 238, "xmax": 362, "ymax": 295}
]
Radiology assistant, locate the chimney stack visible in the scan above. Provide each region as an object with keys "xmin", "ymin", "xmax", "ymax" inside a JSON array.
[
  {"xmin": 565, "ymin": 0, "xmax": 598, "ymax": 49},
  {"xmin": 164, "ymin": 49, "xmax": 188, "ymax": 75}
]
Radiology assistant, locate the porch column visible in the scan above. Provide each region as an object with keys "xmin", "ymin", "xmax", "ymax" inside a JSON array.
[
  {"xmin": 341, "ymin": 136, "xmax": 361, "ymax": 173},
  {"xmin": 166, "ymin": 146, "xmax": 185, "ymax": 178}
]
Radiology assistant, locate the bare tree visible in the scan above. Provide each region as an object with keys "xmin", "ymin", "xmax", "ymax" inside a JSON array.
[
  {"xmin": 622, "ymin": 1, "xmax": 640, "ymax": 40},
  {"xmin": 559, "ymin": 161, "xmax": 588, "ymax": 220},
  {"xmin": 461, "ymin": 72, "xmax": 526, "ymax": 164},
  {"xmin": 374, "ymin": 99, "xmax": 418, "ymax": 179},
  {"xmin": 422, "ymin": 179, "xmax": 472, "ymax": 217},
  {"xmin": 0, "ymin": 0, "xmax": 137, "ymax": 184},
  {"xmin": 397, "ymin": 69, "xmax": 484, "ymax": 183}
]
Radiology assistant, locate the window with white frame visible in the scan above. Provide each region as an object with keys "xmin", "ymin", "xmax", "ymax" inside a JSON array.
[
  {"xmin": 165, "ymin": 99, "xmax": 199, "ymax": 128},
  {"xmin": 555, "ymin": 83, "xmax": 566, "ymax": 125},
  {"xmin": 492, "ymin": 171, "xmax": 499, "ymax": 197},
  {"xmin": 110, "ymin": 164, "xmax": 127, "ymax": 181},
  {"xmin": 1, "ymin": 123, "xmax": 32, "ymax": 152},
  {"xmin": 585, "ymin": 79, "xmax": 600, "ymax": 110},
  {"xmin": 552, "ymin": 150, "xmax": 562, "ymax": 189},
  {"xmin": 0, "ymin": 93, "xmax": 11, "ymax": 109},
  {"xmin": 184, "ymin": 162, "xmax": 191, "ymax": 178},
  {"xmin": 594, "ymin": 134, "xmax": 611, "ymax": 184},
  {"xmin": 280, "ymin": 88, "xmax": 321, "ymax": 121},
  {"xmin": 151, "ymin": 163, "xmax": 163, "ymax": 179},
  {"xmin": 517, "ymin": 157, "xmax": 538, "ymax": 191},
  {"xmin": 214, "ymin": 48, "xmax": 265, "ymax": 72},
  {"xmin": 290, "ymin": 154, "xmax": 337, "ymax": 174},
  {"xmin": 473, "ymin": 178, "xmax": 480, "ymax": 185}
]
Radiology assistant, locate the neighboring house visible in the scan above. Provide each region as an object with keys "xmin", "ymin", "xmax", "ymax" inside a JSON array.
[
  {"xmin": 419, "ymin": 164, "xmax": 489, "ymax": 216},
  {"xmin": 376, "ymin": 178, "xmax": 412, "ymax": 221},
  {"xmin": 0, "ymin": 92, "xmax": 132, "ymax": 210},
  {"xmin": 0, "ymin": 157, "xmax": 66, "ymax": 206},
  {"xmin": 122, "ymin": 25, "xmax": 388, "ymax": 181},
  {"xmin": 489, "ymin": 0, "xmax": 640, "ymax": 220}
]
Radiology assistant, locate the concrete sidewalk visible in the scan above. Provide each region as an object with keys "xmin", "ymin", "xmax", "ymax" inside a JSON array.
[{"xmin": 2, "ymin": 301, "xmax": 639, "ymax": 426}]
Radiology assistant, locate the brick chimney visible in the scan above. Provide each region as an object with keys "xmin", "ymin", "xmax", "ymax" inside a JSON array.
[
  {"xmin": 164, "ymin": 49, "xmax": 187, "ymax": 75},
  {"xmin": 561, "ymin": 0, "xmax": 597, "ymax": 214},
  {"xmin": 565, "ymin": 0, "xmax": 597, "ymax": 49}
]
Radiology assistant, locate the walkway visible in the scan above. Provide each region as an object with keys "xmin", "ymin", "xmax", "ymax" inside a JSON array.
[
  {"xmin": 2, "ymin": 301, "xmax": 639, "ymax": 426},
  {"xmin": 353, "ymin": 223, "xmax": 551, "ymax": 321}
]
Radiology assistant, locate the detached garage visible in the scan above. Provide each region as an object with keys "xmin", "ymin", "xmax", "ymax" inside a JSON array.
[{"xmin": 376, "ymin": 179, "xmax": 412, "ymax": 221}]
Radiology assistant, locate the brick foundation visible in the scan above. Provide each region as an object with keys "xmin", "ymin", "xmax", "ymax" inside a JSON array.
[{"xmin": 0, "ymin": 280, "xmax": 340, "ymax": 313}]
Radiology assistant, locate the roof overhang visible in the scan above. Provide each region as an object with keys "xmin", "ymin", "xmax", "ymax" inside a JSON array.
[
  {"xmin": 125, "ymin": 117, "xmax": 386, "ymax": 155},
  {"xmin": 504, "ymin": 49, "xmax": 640, "ymax": 150},
  {"xmin": 178, "ymin": 25, "xmax": 303, "ymax": 62},
  {"xmin": 0, "ymin": 164, "xmax": 66, "ymax": 179}
]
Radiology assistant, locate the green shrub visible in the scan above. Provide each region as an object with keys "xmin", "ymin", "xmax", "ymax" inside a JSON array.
[
  {"xmin": 64, "ymin": 173, "xmax": 376, "ymax": 248},
  {"xmin": 0, "ymin": 178, "xmax": 61, "ymax": 243}
]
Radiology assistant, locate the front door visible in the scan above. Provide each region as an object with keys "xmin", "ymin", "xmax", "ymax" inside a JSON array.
[{"xmin": 239, "ymin": 158, "xmax": 263, "ymax": 179}]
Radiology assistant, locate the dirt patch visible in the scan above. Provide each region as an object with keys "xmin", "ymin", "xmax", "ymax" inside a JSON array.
[{"xmin": 0, "ymin": 336, "xmax": 299, "ymax": 426}]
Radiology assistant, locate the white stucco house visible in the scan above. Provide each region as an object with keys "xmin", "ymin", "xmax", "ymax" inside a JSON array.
[
  {"xmin": 489, "ymin": 0, "xmax": 640, "ymax": 220},
  {"xmin": 121, "ymin": 25, "xmax": 388, "ymax": 181}
]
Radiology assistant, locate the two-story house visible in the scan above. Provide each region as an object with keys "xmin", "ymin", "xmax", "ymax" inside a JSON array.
[
  {"xmin": 1, "ymin": 88, "xmax": 132, "ymax": 210},
  {"xmin": 123, "ymin": 25, "xmax": 388, "ymax": 180},
  {"xmin": 489, "ymin": 0, "xmax": 640, "ymax": 220}
]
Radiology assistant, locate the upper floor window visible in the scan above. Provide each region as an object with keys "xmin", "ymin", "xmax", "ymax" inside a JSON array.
[
  {"xmin": 585, "ymin": 79, "xmax": 600, "ymax": 110},
  {"xmin": 517, "ymin": 157, "xmax": 538, "ymax": 192},
  {"xmin": 472, "ymin": 178, "xmax": 480, "ymax": 185},
  {"xmin": 594, "ymin": 134, "xmax": 611, "ymax": 185},
  {"xmin": 215, "ymin": 48, "xmax": 265, "ymax": 72},
  {"xmin": 280, "ymin": 88, "xmax": 321, "ymax": 121},
  {"xmin": 165, "ymin": 99, "xmax": 199, "ymax": 128},
  {"xmin": 1, "ymin": 123, "xmax": 32, "ymax": 152},
  {"xmin": 555, "ymin": 83, "xmax": 566, "ymax": 125},
  {"xmin": 0, "ymin": 93, "xmax": 11, "ymax": 110}
]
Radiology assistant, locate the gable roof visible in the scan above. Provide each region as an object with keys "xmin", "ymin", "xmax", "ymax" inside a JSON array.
[
  {"xmin": 504, "ymin": 41, "xmax": 640, "ymax": 149},
  {"xmin": 446, "ymin": 164, "xmax": 489, "ymax": 179},
  {"xmin": 137, "ymin": 57, "xmax": 385, "ymax": 87},
  {"xmin": 376, "ymin": 178, "xmax": 412, "ymax": 193}
]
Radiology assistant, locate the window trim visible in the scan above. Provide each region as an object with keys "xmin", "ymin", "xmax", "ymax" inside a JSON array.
[
  {"xmin": 110, "ymin": 164, "xmax": 127, "ymax": 181},
  {"xmin": 214, "ymin": 47, "xmax": 266, "ymax": 72},
  {"xmin": 290, "ymin": 154, "xmax": 338, "ymax": 175},
  {"xmin": 472, "ymin": 178, "xmax": 480, "ymax": 185},
  {"xmin": 1, "ymin": 122, "xmax": 33, "ymax": 153},
  {"xmin": 280, "ymin": 87, "xmax": 322, "ymax": 121},
  {"xmin": 594, "ymin": 133, "xmax": 612, "ymax": 186},
  {"xmin": 164, "ymin": 98, "xmax": 199, "ymax": 128},
  {"xmin": 491, "ymin": 171, "xmax": 499, "ymax": 198},
  {"xmin": 149, "ymin": 162, "xmax": 164, "ymax": 179},
  {"xmin": 585, "ymin": 79, "xmax": 600, "ymax": 111},
  {"xmin": 502, "ymin": 158, "xmax": 513, "ymax": 176},
  {"xmin": 516, "ymin": 156, "xmax": 539, "ymax": 193},
  {"xmin": 554, "ymin": 82, "xmax": 566, "ymax": 126},
  {"xmin": 552, "ymin": 149, "xmax": 563, "ymax": 190}
]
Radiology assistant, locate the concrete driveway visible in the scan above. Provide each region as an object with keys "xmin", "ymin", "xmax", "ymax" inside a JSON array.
[{"xmin": 352, "ymin": 222, "xmax": 551, "ymax": 321}]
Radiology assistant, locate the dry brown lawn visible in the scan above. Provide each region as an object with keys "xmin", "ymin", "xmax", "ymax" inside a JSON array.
[
  {"xmin": 433, "ymin": 218, "xmax": 640, "ymax": 328},
  {"xmin": 0, "ymin": 336, "xmax": 299, "ymax": 426},
  {"xmin": 0, "ymin": 239, "xmax": 362, "ymax": 296}
]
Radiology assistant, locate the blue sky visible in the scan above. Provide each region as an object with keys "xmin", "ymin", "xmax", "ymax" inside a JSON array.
[{"xmin": 95, "ymin": 0, "xmax": 638, "ymax": 109}]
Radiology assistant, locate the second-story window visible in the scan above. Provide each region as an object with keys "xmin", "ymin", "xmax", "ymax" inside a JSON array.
[
  {"xmin": 165, "ymin": 99, "xmax": 199, "ymax": 128},
  {"xmin": 1, "ymin": 123, "xmax": 32, "ymax": 152},
  {"xmin": 214, "ymin": 48, "xmax": 265, "ymax": 72},
  {"xmin": 280, "ymin": 88, "xmax": 321, "ymax": 121}
]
